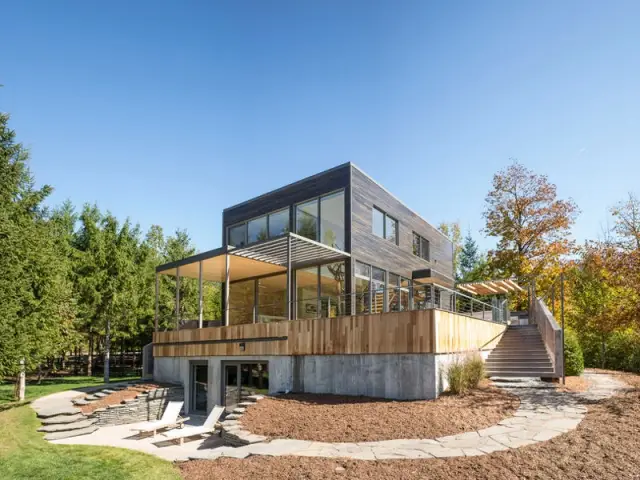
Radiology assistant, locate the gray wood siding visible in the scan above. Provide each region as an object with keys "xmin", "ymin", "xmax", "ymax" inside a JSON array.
[
  {"xmin": 350, "ymin": 166, "xmax": 454, "ymax": 284},
  {"xmin": 222, "ymin": 163, "xmax": 351, "ymax": 250}
]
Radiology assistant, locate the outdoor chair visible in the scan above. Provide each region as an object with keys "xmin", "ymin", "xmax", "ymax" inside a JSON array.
[
  {"xmin": 130, "ymin": 401, "xmax": 188, "ymax": 437},
  {"xmin": 158, "ymin": 405, "xmax": 225, "ymax": 446}
]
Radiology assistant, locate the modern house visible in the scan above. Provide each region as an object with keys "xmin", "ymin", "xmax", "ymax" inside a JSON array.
[{"xmin": 150, "ymin": 163, "xmax": 521, "ymax": 415}]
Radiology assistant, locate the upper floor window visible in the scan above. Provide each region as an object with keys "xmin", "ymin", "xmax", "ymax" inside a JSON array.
[
  {"xmin": 372, "ymin": 207, "xmax": 398, "ymax": 244},
  {"xmin": 228, "ymin": 223, "xmax": 247, "ymax": 248},
  {"xmin": 412, "ymin": 232, "xmax": 430, "ymax": 261},
  {"xmin": 295, "ymin": 190, "xmax": 345, "ymax": 250},
  {"xmin": 228, "ymin": 207, "xmax": 291, "ymax": 248}
]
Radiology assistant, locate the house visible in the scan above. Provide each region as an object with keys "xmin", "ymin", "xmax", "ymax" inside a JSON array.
[{"xmin": 151, "ymin": 163, "xmax": 512, "ymax": 415}]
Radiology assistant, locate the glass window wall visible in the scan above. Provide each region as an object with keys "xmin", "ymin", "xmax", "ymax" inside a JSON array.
[
  {"xmin": 229, "ymin": 279, "xmax": 255, "ymax": 325},
  {"xmin": 388, "ymin": 273, "xmax": 400, "ymax": 312},
  {"xmin": 320, "ymin": 191, "xmax": 345, "ymax": 250},
  {"xmin": 247, "ymin": 216, "xmax": 268, "ymax": 244},
  {"xmin": 320, "ymin": 262, "xmax": 345, "ymax": 317},
  {"xmin": 371, "ymin": 267, "xmax": 385, "ymax": 313},
  {"xmin": 296, "ymin": 199, "xmax": 318, "ymax": 241},
  {"xmin": 268, "ymin": 208, "xmax": 290, "ymax": 238},
  {"xmin": 385, "ymin": 215, "xmax": 397, "ymax": 244},
  {"xmin": 372, "ymin": 207, "xmax": 385, "ymax": 238},
  {"xmin": 355, "ymin": 261, "xmax": 371, "ymax": 314},
  {"xmin": 228, "ymin": 224, "xmax": 247, "ymax": 248},
  {"xmin": 296, "ymin": 266, "xmax": 318, "ymax": 319},
  {"xmin": 257, "ymin": 274, "xmax": 287, "ymax": 323}
]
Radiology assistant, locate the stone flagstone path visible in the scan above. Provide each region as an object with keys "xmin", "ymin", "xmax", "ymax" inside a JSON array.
[{"xmin": 189, "ymin": 373, "xmax": 627, "ymax": 461}]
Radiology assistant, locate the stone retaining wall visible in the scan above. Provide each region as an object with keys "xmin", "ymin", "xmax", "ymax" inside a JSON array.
[{"xmin": 90, "ymin": 385, "xmax": 183, "ymax": 426}]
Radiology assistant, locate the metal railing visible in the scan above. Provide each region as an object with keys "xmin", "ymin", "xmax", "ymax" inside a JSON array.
[{"xmin": 161, "ymin": 283, "xmax": 508, "ymax": 331}]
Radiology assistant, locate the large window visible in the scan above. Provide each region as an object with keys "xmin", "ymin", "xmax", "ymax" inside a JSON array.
[
  {"xmin": 320, "ymin": 262, "xmax": 345, "ymax": 317},
  {"xmin": 355, "ymin": 261, "xmax": 371, "ymax": 314},
  {"xmin": 371, "ymin": 267, "xmax": 385, "ymax": 313},
  {"xmin": 229, "ymin": 279, "xmax": 255, "ymax": 325},
  {"xmin": 295, "ymin": 199, "xmax": 318, "ymax": 242},
  {"xmin": 268, "ymin": 208, "xmax": 289, "ymax": 238},
  {"xmin": 372, "ymin": 207, "xmax": 398, "ymax": 244},
  {"xmin": 388, "ymin": 273, "xmax": 400, "ymax": 312},
  {"xmin": 248, "ymin": 216, "xmax": 268, "ymax": 244},
  {"xmin": 257, "ymin": 274, "xmax": 287, "ymax": 323},
  {"xmin": 412, "ymin": 232, "xmax": 430, "ymax": 261},
  {"xmin": 228, "ymin": 224, "xmax": 247, "ymax": 248},
  {"xmin": 320, "ymin": 191, "xmax": 345, "ymax": 250},
  {"xmin": 296, "ymin": 266, "xmax": 318, "ymax": 319},
  {"xmin": 296, "ymin": 191, "xmax": 345, "ymax": 250}
]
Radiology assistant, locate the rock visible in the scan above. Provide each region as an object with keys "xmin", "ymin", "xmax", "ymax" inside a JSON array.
[
  {"xmin": 35, "ymin": 406, "xmax": 80, "ymax": 418},
  {"xmin": 335, "ymin": 466, "xmax": 346, "ymax": 473},
  {"xmin": 40, "ymin": 413, "xmax": 87, "ymax": 425},
  {"xmin": 44, "ymin": 425, "xmax": 99, "ymax": 441},
  {"xmin": 38, "ymin": 419, "xmax": 97, "ymax": 433}
]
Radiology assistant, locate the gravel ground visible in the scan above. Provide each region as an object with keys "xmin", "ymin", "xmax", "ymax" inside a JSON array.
[
  {"xmin": 180, "ymin": 378, "xmax": 640, "ymax": 480},
  {"xmin": 79, "ymin": 383, "xmax": 159, "ymax": 414},
  {"xmin": 240, "ymin": 381, "xmax": 519, "ymax": 442}
]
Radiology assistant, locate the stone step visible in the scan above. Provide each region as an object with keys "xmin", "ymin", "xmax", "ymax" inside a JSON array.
[
  {"xmin": 44, "ymin": 425, "xmax": 99, "ymax": 441},
  {"xmin": 102, "ymin": 389, "xmax": 117, "ymax": 394},
  {"xmin": 237, "ymin": 402, "xmax": 256, "ymax": 407},
  {"xmin": 36, "ymin": 406, "xmax": 81, "ymax": 418},
  {"xmin": 72, "ymin": 399, "xmax": 90, "ymax": 406},
  {"xmin": 94, "ymin": 392, "xmax": 108, "ymax": 398},
  {"xmin": 232, "ymin": 407, "xmax": 246, "ymax": 414},
  {"xmin": 84, "ymin": 395, "xmax": 100, "ymax": 401},
  {"xmin": 38, "ymin": 419, "xmax": 97, "ymax": 433},
  {"xmin": 488, "ymin": 371, "xmax": 555, "ymax": 378},
  {"xmin": 40, "ymin": 413, "xmax": 87, "ymax": 425},
  {"xmin": 225, "ymin": 413, "xmax": 243, "ymax": 420},
  {"xmin": 486, "ymin": 360, "xmax": 552, "ymax": 366}
]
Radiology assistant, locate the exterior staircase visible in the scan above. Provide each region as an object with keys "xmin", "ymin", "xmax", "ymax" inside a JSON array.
[{"xmin": 486, "ymin": 325, "xmax": 554, "ymax": 378}]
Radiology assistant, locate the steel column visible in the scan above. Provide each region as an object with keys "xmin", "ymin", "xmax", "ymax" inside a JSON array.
[
  {"xmin": 198, "ymin": 260, "xmax": 203, "ymax": 328},
  {"xmin": 224, "ymin": 254, "xmax": 230, "ymax": 326},
  {"xmin": 175, "ymin": 266, "xmax": 180, "ymax": 331},
  {"xmin": 286, "ymin": 235, "xmax": 292, "ymax": 320},
  {"xmin": 154, "ymin": 272, "xmax": 159, "ymax": 332}
]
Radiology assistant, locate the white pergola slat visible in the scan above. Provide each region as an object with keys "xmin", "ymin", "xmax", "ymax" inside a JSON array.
[{"xmin": 456, "ymin": 278, "xmax": 524, "ymax": 296}]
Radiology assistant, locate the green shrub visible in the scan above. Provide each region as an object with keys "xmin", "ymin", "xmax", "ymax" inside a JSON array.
[
  {"xmin": 464, "ymin": 353, "xmax": 486, "ymax": 388},
  {"xmin": 564, "ymin": 329, "xmax": 584, "ymax": 376},
  {"xmin": 577, "ymin": 328, "xmax": 640, "ymax": 372},
  {"xmin": 446, "ymin": 354, "xmax": 486, "ymax": 394},
  {"xmin": 446, "ymin": 360, "xmax": 466, "ymax": 394}
]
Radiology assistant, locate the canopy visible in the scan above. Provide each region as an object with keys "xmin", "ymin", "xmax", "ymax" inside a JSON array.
[{"xmin": 456, "ymin": 278, "xmax": 523, "ymax": 296}]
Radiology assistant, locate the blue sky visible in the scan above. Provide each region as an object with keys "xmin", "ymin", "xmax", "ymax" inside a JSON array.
[{"xmin": 2, "ymin": 1, "xmax": 639, "ymax": 252}]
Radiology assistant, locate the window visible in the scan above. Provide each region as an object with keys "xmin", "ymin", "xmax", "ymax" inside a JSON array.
[
  {"xmin": 412, "ymin": 232, "xmax": 430, "ymax": 261},
  {"xmin": 400, "ymin": 277, "xmax": 411, "ymax": 311},
  {"xmin": 320, "ymin": 191, "xmax": 345, "ymax": 250},
  {"xmin": 388, "ymin": 273, "xmax": 400, "ymax": 312},
  {"xmin": 355, "ymin": 261, "xmax": 371, "ymax": 314},
  {"xmin": 268, "ymin": 208, "xmax": 289, "ymax": 238},
  {"xmin": 228, "ymin": 223, "xmax": 247, "ymax": 247},
  {"xmin": 257, "ymin": 274, "xmax": 287, "ymax": 323},
  {"xmin": 296, "ymin": 266, "xmax": 318, "ymax": 319},
  {"xmin": 372, "ymin": 207, "xmax": 398, "ymax": 244},
  {"xmin": 320, "ymin": 262, "xmax": 346, "ymax": 317},
  {"xmin": 296, "ymin": 199, "xmax": 319, "ymax": 241},
  {"xmin": 371, "ymin": 267, "xmax": 385, "ymax": 313},
  {"xmin": 372, "ymin": 208, "xmax": 385, "ymax": 238},
  {"xmin": 247, "ymin": 216, "xmax": 268, "ymax": 243},
  {"xmin": 229, "ymin": 279, "xmax": 255, "ymax": 325}
]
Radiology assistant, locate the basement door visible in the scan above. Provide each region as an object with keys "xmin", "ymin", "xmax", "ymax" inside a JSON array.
[{"xmin": 222, "ymin": 362, "xmax": 269, "ymax": 411}]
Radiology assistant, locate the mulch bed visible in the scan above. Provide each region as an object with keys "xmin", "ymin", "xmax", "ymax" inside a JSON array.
[
  {"xmin": 556, "ymin": 376, "xmax": 592, "ymax": 393},
  {"xmin": 180, "ymin": 373, "xmax": 640, "ymax": 480},
  {"xmin": 79, "ymin": 383, "xmax": 159, "ymax": 414},
  {"xmin": 240, "ymin": 380, "xmax": 519, "ymax": 442}
]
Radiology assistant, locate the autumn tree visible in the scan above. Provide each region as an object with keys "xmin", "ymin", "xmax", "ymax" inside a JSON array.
[{"xmin": 483, "ymin": 161, "xmax": 579, "ymax": 294}]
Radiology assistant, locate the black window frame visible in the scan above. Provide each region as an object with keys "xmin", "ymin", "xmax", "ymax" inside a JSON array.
[
  {"xmin": 412, "ymin": 231, "xmax": 430, "ymax": 261},
  {"xmin": 371, "ymin": 206, "xmax": 399, "ymax": 245}
]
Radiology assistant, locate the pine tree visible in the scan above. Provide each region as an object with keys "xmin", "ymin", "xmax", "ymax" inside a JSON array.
[{"xmin": 459, "ymin": 230, "xmax": 480, "ymax": 281}]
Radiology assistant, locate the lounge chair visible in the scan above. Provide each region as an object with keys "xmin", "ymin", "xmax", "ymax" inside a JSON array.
[
  {"xmin": 159, "ymin": 405, "xmax": 225, "ymax": 445},
  {"xmin": 131, "ymin": 401, "xmax": 188, "ymax": 437}
]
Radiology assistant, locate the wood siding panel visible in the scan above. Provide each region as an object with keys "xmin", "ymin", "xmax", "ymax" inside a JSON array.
[
  {"xmin": 350, "ymin": 166, "xmax": 454, "ymax": 284},
  {"xmin": 153, "ymin": 310, "xmax": 503, "ymax": 357},
  {"xmin": 434, "ymin": 310, "xmax": 506, "ymax": 353}
]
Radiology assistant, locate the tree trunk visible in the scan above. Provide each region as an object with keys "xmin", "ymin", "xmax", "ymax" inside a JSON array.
[
  {"xmin": 14, "ymin": 359, "xmax": 26, "ymax": 401},
  {"xmin": 61, "ymin": 351, "xmax": 66, "ymax": 371},
  {"xmin": 87, "ymin": 332, "xmax": 93, "ymax": 376},
  {"xmin": 601, "ymin": 337, "xmax": 607, "ymax": 370},
  {"xmin": 104, "ymin": 318, "xmax": 111, "ymax": 384},
  {"xmin": 120, "ymin": 337, "xmax": 125, "ymax": 376}
]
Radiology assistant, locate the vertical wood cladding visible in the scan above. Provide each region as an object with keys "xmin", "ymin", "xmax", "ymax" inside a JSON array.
[
  {"xmin": 222, "ymin": 163, "xmax": 351, "ymax": 249},
  {"xmin": 350, "ymin": 166, "xmax": 454, "ymax": 283}
]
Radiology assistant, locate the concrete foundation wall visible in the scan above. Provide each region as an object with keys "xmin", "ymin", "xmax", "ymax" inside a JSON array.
[{"xmin": 154, "ymin": 351, "xmax": 491, "ymax": 405}]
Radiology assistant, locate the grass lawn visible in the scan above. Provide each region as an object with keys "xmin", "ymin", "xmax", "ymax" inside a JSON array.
[
  {"xmin": 0, "ymin": 375, "xmax": 139, "ymax": 405},
  {"xmin": 0, "ymin": 377, "xmax": 181, "ymax": 480}
]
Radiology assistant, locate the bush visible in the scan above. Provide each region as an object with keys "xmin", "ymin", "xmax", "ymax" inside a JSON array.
[
  {"xmin": 577, "ymin": 329, "xmax": 640, "ymax": 372},
  {"xmin": 564, "ymin": 329, "xmax": 584, "ymax": 376},
  {"xmin": 446, "ymin": 354, "xmax": 486, "ymax": 394},
  {"xmin": 446, "ymin": 360, "xmax": 466, "ymax": 394},
  {"xmin": 464, "ymin": 353, "xmax": 486, "ymax": 388}
]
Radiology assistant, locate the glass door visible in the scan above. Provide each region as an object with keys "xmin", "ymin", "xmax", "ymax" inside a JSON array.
[
  {"xmin": 190, "ymin": 363, "xmax": 208, "ymax": 414},
  {"xmin": 224, "ymin": 364, "xmax": 240, "ymax": 411}
]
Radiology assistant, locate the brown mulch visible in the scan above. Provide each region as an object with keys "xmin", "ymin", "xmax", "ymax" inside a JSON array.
[
  {"xmin": 180, "ymin": 373, "xmax": 640, "ymax": 480},
  {"xmin": 79, "ymin": 383, "xmax": 159, "ymax": 414},
  {"xmin": 239, "ymin": 380, "xmax": 519, "ymax": 443},
  {"xmin": 586, "ymin": 368, "xmax": 640, "ymax": 388},
  {"xmin": 556, "ymin": 375, "xmax": 592, "ymax": 393}
]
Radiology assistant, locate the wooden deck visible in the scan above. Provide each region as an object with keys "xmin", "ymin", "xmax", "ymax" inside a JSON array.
[{"xmin": 152, "ymin": 309, "xmax": 505, "ymax": 357}]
